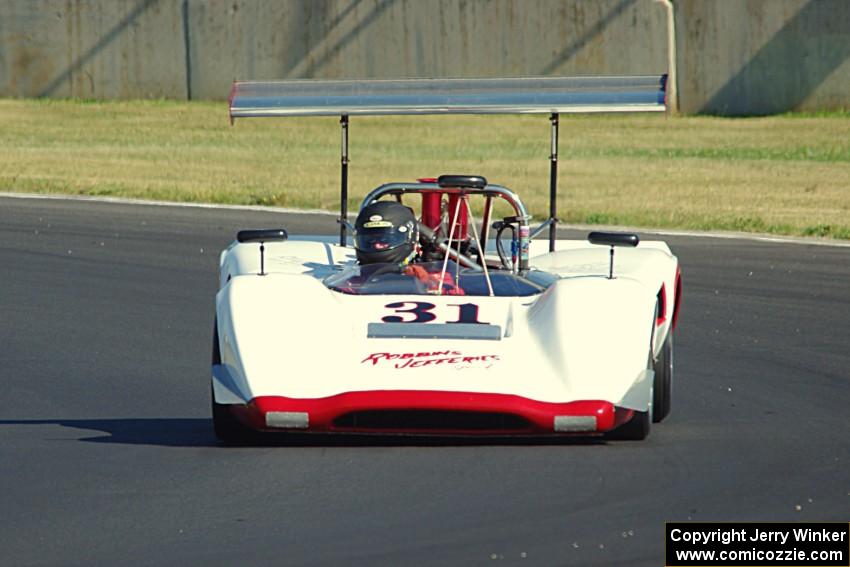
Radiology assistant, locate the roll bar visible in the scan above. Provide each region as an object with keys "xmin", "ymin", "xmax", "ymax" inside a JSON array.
[{"xmin": 361, "ymin": 181, "xmax": 533, "ymax": 271}]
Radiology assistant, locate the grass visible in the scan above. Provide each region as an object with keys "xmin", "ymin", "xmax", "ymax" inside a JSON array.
[{"xmin": 1, "ymin": 98, "xmax": 849, "ymax": 239}]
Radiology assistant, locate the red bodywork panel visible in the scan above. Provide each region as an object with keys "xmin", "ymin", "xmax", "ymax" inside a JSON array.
[{"xmin": 228, "ymin": 391, "xmax": 627, "ymax": 436}]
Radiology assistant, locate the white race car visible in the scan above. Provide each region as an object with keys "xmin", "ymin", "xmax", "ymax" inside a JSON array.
[{"xmin": 213, "ymin": 75, "xmax": 680, "ymax": 443}]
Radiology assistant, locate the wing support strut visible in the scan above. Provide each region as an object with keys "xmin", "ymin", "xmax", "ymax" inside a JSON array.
[
  {"xmin": 339, "ymin": 115, "xmax": 350, "ymax": 247},
  {"xmin": 548, "ymin": 113, "xmax": 559, "ymax": 253}
]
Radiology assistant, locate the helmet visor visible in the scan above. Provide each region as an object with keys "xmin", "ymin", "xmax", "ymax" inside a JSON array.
[{"xmin": 355, "ymin": 227, "xmax": 410, "ymax": 253}]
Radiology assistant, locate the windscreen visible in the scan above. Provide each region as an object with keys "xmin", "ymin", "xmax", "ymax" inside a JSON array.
[{"xmin": 324, "ymin": 261, "xmax": 553, "ymax": 297}]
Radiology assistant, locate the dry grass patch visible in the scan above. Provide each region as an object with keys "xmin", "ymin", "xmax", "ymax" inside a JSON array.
[{"xmin": 1, "ymin": 99, "xmax": 848, "ymax": 238}]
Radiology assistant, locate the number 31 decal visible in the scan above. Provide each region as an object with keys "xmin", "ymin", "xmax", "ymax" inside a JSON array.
[{"xmin": 382, "ymin": 302, "xmax": 486, "ymax": 324}]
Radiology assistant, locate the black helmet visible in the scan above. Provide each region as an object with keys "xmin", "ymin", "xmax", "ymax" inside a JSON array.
[{"xmin": 354, "ymin": 201, "xmax": 418, "ymax": 265}]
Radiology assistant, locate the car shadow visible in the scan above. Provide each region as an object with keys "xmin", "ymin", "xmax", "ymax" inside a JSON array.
[
  {"xmin": 0, "ymin": 418, "xmax": 608, "ymax": 448},
  {"xmin": 0, "ymin": 418, "xmax": 215, "ymax": 447}
]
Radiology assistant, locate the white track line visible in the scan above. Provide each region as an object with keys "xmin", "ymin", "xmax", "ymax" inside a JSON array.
[
  {"xmin": 0, "ymin": 191, "xmax": 338, "ymax": 217},
  {"xmin": 3, "ymin": 191, "xmax": 849, "ymax": 248}
]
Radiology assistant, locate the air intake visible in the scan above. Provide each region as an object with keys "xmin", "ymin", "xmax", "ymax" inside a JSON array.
[{"xmin": 333, "ymin": 410, "xmax": 531, "ymax": 432}]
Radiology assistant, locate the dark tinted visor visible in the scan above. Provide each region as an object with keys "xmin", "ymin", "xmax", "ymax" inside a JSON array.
[{"xmin": 355, "ymin": 227, "xmax": 408, "ymax": 252}]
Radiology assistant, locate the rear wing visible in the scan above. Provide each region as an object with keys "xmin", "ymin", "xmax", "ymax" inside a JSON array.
[
  {"xmin": 229, "ymin": 75, "xmax": 666, "ymax": 118},
  {"xmin": 228, "ymin": 75, "xmax": 668, "ymax": 247}
]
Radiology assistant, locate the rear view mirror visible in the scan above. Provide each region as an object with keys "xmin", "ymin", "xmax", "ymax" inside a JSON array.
[
  {"xmin": 236, "ymin": 229, "xmax": 288, "ymax": 276},
  {"xmin": 587, "ymin": 231, "xmax": 639, "ymax": 279},
  {"xmin": 237, "ymin": 229, "xmax": 288, "ymax": 243},
  {"xmin": 588, "ymin": 231, "xmax": 639, "ymax": 247}
]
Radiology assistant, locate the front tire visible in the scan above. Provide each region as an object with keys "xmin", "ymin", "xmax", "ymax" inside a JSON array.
[
  {"xmin": 606, "ymin": 339, "xmax": 655, "ymax": 441},
  {"xmin": 652, "ymin": 332, "xmax": 673, "ymax": 423},
  {"xmin": 212, "ymin": 394, "xmax": 255, "ymax": 445},
  {"xmin": 606, "ymin": 410, "xmax": 650, "ymax": 440},
  {"xmin": 211, "ymin": 318, "xmax": 254, "ymax": 445}
]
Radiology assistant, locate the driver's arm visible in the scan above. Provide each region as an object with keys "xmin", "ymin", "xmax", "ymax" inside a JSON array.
[{"xmin": 403, "ymin": 264, "xmax": 465, "ymax": 295}]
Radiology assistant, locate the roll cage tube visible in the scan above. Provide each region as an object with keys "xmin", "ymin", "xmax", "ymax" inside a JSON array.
[{"xmin": 360, "ymin": 181, "xmax": 533, "ymax": 272}]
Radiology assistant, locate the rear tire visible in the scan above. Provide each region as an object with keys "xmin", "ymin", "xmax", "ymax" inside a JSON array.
[{"xmin": 652, "ymin": 332, "xmax": 673, "ymax": 423}]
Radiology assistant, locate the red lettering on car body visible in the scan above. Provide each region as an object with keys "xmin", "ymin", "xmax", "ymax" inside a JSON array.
[
  {"xmin": 363, "ymin": 351, "xmax": 499, "ymax": 370},
  {"xmin": 361, "ymin": 353, "xmax": 389, "ymax": 365}
]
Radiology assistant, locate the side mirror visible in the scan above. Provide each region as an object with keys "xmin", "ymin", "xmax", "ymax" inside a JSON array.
[
  {"xmin": 237, "ymin": 229, "xmax": 288, "ymax": 243},
  {"xmin": 587, "ymin": 231, "xmax": 639, "ymax": 279},
  {"xmin": 236, "ymin": 229, "xmax": 288, "ymax": 276},
  {"xmin": 588, "ymin": 231, "xmax": 639, "ymax": 248}
]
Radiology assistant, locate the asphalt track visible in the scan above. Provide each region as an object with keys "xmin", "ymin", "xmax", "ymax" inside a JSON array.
[{"xmin": 1, "ymin": 195, "xmax": 848, "ymax": 566}]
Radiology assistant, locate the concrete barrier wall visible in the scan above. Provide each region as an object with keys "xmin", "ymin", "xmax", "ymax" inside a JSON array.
[
  {"xmin": 187, "ymin": 0, "xmax": 668, "ymax": 94},
  {"xmin": 2, "ymin": 0, "xmax": 848, "ymax": 114},
  {"xmin": 676, "ymin": 0, "xmax": 850, "ymax": 115},
  {"xmin": 1, "ymin": 0, "xmax": 667, "ymax": 99},
  {"xmin": 1, "ymin": 0, "xmax": 188, "ymax": 98}
]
